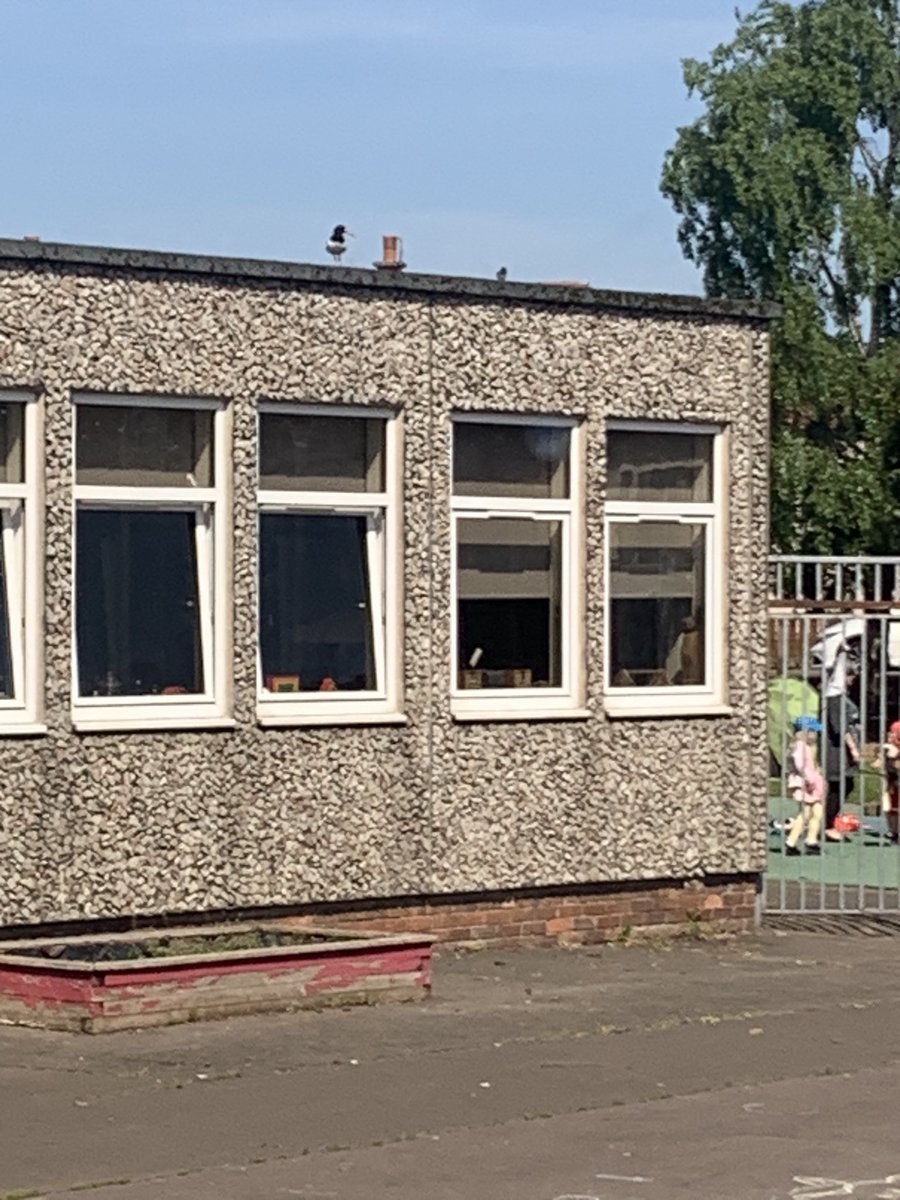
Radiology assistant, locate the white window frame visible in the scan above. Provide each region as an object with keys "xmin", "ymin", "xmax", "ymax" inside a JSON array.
[
  {"xmin": 450, "ymin": 412, "xmax": 585, "ymax": 721},
  {"xmin": 0, "ymin": 390, "xmax": 44, "ymax": 733},
  {"xmin": 71, "ymin": 393, "xmax": 233, "ymax": 731},
  {"xmin": 256, "ymin": 403, "xmax": 403, "ymax": 726},
  {"xmin": 604, "ymin": 419, "xmax": 728, "ymax": 717}
]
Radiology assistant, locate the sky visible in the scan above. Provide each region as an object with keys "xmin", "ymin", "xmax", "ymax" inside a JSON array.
[{"xmin": 1, "ymin": 0, "xmax": 746, "ymax": 296}]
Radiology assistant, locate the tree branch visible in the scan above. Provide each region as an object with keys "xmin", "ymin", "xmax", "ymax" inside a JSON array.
[
  {"xmin": 855, "ymin": 136, "xmax": 886, "ymax": 189},
  {"xmin": 816, "ymin": 250, "xmax": 864, "ymax": 352}
]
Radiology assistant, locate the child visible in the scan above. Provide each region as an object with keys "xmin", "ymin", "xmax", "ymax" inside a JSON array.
[
  {"xmin": 784, "ymin": 715, "xmax": 825, "ymax": 856},
  {"xmin": 878, "ymin": 720, "xmax": 900, "ymax": 844}
]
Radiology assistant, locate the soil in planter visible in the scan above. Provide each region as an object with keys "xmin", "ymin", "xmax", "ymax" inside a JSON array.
[{"xmin": 13, "ymin": 928, "xmax": 352, "ymax": 965}]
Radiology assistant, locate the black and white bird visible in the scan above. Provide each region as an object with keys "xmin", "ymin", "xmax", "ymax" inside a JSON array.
[{"xmin": 326, "ymin": 224, "xmax": 353, "ymax": 262}]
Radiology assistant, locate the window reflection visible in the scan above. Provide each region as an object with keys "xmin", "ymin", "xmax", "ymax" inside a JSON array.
[
  {"xmin": 260, "ymin": 513, "xmax": 377, "ymax": 692},
  {"xmin": 609, "ymin": 522, "xmax": 706, "ymax": 688},
  {"xmin": 453, "ymin": 423, "xmax": 570, "ymax": 499},
  {"xmin": 0, "ymin": 535, "xmax": 12, "ymax": 698},
  {"xmin": 0, "ymin": 403, "xmax": 23, "ymax": 484},
  {"xmin": 260, "ymin": 414, "xmax": 384, "ymax": 492},
  {"xmin": 607, "ymin": 431, "xmax": 712, "ymax": 503},
  {"xmin": 76, "ymin": 510, "xmax": 204, "ymax": 696},
  {"xmin": 457, "ymin": 518, "xmax": 562, "ymax": 689},
  {"xmin": 76, "ymin": 406, "xmax": 213, "ymax": 487}
]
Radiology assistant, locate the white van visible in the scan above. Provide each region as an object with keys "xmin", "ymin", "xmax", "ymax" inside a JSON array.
[{"xmin": 810, "ymin": 616, "xmax": 900, "ymax": 671}]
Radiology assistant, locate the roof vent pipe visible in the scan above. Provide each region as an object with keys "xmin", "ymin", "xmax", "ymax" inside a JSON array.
[{"xmin": 374, "ymin": 234, "xmax": 406, "ymax": 271}]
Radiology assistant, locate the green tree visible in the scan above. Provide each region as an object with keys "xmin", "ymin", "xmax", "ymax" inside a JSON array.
[{"xmin": 661, "ymin": 0, "xmax": 900, "ymax": 554}]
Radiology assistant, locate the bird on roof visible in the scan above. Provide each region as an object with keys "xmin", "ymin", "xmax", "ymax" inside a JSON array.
[
  {"xmin": 326, "ymin": 225, "xmax": 353, "ymax": 262},
  {"xmin": 496, "ymin": 266, "xmax": 507, "ymax": 282}
]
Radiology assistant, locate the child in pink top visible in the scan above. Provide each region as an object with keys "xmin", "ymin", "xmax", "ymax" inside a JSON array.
[
  {"xmin": 878, "ymin": 719, "xmax": 900, "ymax": 844},
  {"xmin": 785, "ymin": 714, "xmax": 825, "ymax": 855}
]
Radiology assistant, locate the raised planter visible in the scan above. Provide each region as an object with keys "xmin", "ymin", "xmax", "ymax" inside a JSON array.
[{"xmin": 0, "ymin": 921, "xmax": 433, "ymax": 1032}]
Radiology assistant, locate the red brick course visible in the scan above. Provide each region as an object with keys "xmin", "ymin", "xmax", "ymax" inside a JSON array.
[
  {"xmin": 0, "ymin": 877, "xmax": 759, "ymax": 950},
  {"xmin": 279, "ymin": 876, "xmax": 759, "ymax": 948}
]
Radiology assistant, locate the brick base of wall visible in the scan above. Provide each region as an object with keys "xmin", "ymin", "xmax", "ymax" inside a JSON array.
[
  {"xmin": 281, "ymin": 876, "xmax": 759, "ymax": 947},
  {"xmin": 0, "ymin": 875, "xmax": 760, "ymax": 948}
]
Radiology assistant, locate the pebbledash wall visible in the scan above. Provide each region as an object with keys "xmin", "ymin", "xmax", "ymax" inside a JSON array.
[{"xmin": 0, "ymin": 238, "xmax": 775, "ymax": 944}]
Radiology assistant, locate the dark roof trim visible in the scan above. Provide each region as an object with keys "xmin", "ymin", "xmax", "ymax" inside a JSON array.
[{"xmin": 0, "ymin": 238, "xmax": 779, "ymax": 323}]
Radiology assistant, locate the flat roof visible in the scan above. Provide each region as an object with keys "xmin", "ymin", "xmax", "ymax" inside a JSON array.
[{"xmin": 0, "ymin": 237, "xmax": 779, "ymax": 323}]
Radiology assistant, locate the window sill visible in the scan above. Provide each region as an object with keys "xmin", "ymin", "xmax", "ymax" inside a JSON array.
[
  {"xmin": 72, "ymin": 714, "xmax": 237, "ymax": 733},
  {"xmin": 0, "ymin": 721, "xmax": 47, "ymax": 737},
  {"xmin": 603, "ymin": 702, "xmax": 733, "ymax": 720},
  {"xmin": 257, "ymin": 711, "xmax": 409, "ymax": 728},
  {"xmin": 451, "ymin": 707, "xmax": 592, "ymax": 723}
]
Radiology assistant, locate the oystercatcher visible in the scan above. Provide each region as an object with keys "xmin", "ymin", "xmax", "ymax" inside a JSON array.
[{"xmin": 326, "ymin": 225, "xmax": 353, "ymax": 262}]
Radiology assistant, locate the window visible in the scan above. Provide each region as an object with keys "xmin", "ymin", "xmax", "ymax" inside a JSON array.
[
  {"xmin": 605, "ymin": 423, "xmax": 726, "ymax": 713},
  {"xmin": 451, "ymin": 416, "xmax": 583, "ymax": 717},
  {"xmin": 0, "ymin": 391, "xmax": 42, "ymax": 731},
  {"xmin": 256, "ymin": 406, "xmax": 401, "ymax": 724},
  {"xmin": 72, "ymin": 397, "xmax": 230, "ymax": 729}
]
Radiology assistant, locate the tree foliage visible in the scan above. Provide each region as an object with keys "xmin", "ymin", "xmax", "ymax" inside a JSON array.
[{"xmin": 661, "ymin": 0, "xmax": 900, "ymax": 554}]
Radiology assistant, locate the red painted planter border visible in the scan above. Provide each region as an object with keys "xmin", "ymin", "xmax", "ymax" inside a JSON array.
[{"xmin": 0, "ymin": 921, "xmax": 433, "ymax": 1032}]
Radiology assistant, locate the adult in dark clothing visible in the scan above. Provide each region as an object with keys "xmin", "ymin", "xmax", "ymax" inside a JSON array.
[{"xmin": 823, "ymin": 679, "xmax": 862, "ymax": 837}]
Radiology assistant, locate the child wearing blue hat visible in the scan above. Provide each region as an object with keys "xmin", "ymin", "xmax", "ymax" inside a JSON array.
[{"xmin": 784, "ymin": 714, "xmax": 825, "ymax": 856}]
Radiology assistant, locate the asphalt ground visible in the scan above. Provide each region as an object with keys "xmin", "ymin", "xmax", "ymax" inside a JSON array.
[{"xmin": 2, "ymin": 926, "xmax": 900, "ymax": 1200}]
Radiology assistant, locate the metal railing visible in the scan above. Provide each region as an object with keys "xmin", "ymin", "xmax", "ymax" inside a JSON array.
[{"xmin": 766, "ymin": 556, "xmax": 900, "ymax": 913}]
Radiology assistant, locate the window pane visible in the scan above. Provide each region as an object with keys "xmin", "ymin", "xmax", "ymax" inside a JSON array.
[
  {"xmin": 76, "ymin": 405, "xmax": 213, "ymax": 487},
  {"xmin": 607, "ymin": 431, "xmax": 713, "ymax": 503},
  {"xmin": 0, "ymin": 532, "xmax": 13, "ymax": 698},
  {"xmin": 453, "ymin": 423, "xmax": 570, "ymax": 498},
  {"xmin": 259, "ymin": 414, "xmax": 385, "ymax": 491},
  {"xmin": 260, "ymin": 513, "xmax": 377, "ymax": 692},
  {"xmin": 457, "ymin": 517, "xmax": 562, "ymax": 689},
  {"xmin": 76, "ymin": 510, "xmax": 205, "ymax": 696},
  {"xmin": 609, "ymin": 521, "xmax": 706, "ymax": 688},
  {"xmin": 0, "ymin": 403, "xmax": 23, "ymax": 484}
]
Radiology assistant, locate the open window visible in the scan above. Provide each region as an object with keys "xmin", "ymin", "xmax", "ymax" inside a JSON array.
[
  {"xmin": 72, "ymin": 396, "xmax": 231, "ymax": 730},
  {"xmin": 256, "ymin": 406, "xmax": 401, "ymax": 724},
  {"xmin": 451, "ymin": 415, "xmax": 583, "ymax": 718},
  {"xmin": 0, "ymin": 392, "xmax": 42, "ymax": 731},
  {"xmin": 604, "ymin": 422, "xmax": 727, "ymax": 714}
]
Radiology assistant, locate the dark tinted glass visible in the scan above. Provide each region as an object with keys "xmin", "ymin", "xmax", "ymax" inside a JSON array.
[
  {"xmin": 453, "ymin": 423, "xmax": 570, "ymax": 498},
  {"xmin": 607, "ymin": 430, "xmax": 712, "ymax": 503},
  {"xmin": 0, "ymin": 403, "xmax": 23, "ymax": 484},
  {"xmin": 0, "ymin": 534, "xmax": 12, "ymax": 698},
  {"xmin": 260, "ymin": 413, "xmax": 384, "ymax": 491},
  {"xmin": 77, "ymin": 405, "xmax": 213, "ymax": 487},
  {"xmin": 260, "ymin": 513, "xmax": 376, "ymax": 692},
  {"xmin": 76, "ymin": 510, "xmax": 204, "ymax": 696}
]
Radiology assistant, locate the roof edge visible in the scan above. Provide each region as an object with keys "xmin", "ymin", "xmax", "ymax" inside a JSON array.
[{"xmin": 0, "ymin": 237, "xmax": 780, "ymax": 323}]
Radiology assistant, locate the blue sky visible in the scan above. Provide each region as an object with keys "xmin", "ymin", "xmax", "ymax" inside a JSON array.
[{"xmin": 2, "ymin": 0, "xmax": 744, "ymax": 294}]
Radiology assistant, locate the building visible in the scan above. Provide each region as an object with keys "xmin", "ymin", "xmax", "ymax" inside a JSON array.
[{"xmin": 0, "ymin": 237, "xmax": 775, "ymax": 941}]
